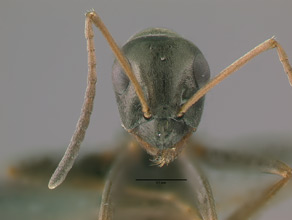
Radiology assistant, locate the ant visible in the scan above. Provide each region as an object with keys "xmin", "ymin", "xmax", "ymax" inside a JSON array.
[{"xmin": 48, "ymin": 9, "xmax": 292, "ymax": 220}]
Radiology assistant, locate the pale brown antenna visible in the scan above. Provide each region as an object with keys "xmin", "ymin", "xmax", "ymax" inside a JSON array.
[
  {"xmin": 48, "ymin": 10, "xmax": 151, "ymax": 189},
  {"xmin": 87, "ymin": 10, "xmax": 151, "ymax": 118},
  {"xmin": 177, "ymin": 37, "xmax": 292, "ymax": 117}
]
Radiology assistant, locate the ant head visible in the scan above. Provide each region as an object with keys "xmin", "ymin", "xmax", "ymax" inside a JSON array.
[{"xmin": 112, "ymin": 28, "xmax": 210, "ymax": 166}]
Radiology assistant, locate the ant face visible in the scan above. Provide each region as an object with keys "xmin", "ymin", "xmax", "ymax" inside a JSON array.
[{"xmin": 112, "ymin": 28, "xmax": 210, "ymax": 166}]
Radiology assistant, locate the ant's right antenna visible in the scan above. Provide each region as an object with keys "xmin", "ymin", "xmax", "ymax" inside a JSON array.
[{"xmin": 48, "ymin": 10, "xmax": 151, "ymax": 189}]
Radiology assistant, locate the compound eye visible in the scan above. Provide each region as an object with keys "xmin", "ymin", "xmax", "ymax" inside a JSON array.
[
  {"xmin": 193, "ymin": 53, "xmax": 210, "ymax": 88},
  {"xmin": 112, "ymin": 62, "xmax": 130, "ymax": 95}
]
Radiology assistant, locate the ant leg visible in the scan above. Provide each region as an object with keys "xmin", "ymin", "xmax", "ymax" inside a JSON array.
[
  {"xmin": 179, "ymin": 154, "xmax": 218, "ymax": 220},
  {"xmin": 191, "ymin": 143, "xmax": 292, "ymax": 220},
  {"xmin": 178, "ymin": 37, "xmax": 292, "ymax": 117}
]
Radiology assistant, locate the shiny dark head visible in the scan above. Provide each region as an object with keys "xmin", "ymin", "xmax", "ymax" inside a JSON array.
[{"xmin": 112, "ymin": 28, "xmax": 210, "ymax": 166}]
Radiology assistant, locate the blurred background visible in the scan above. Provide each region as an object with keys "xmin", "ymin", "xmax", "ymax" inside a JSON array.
[{"xmin": 1, "ymin": 0, "xmax": 292, "ymax": 219}]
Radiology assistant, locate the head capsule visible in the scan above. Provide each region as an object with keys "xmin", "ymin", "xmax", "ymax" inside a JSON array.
[{"xmin": 112, "ymin": 28, "xmax": 210, "ymax": 166}]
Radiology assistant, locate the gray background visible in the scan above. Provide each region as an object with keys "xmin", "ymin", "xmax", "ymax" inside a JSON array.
[{"xmin": 1, "ymin": 0, "xmax": 292, "ymax": 219}]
